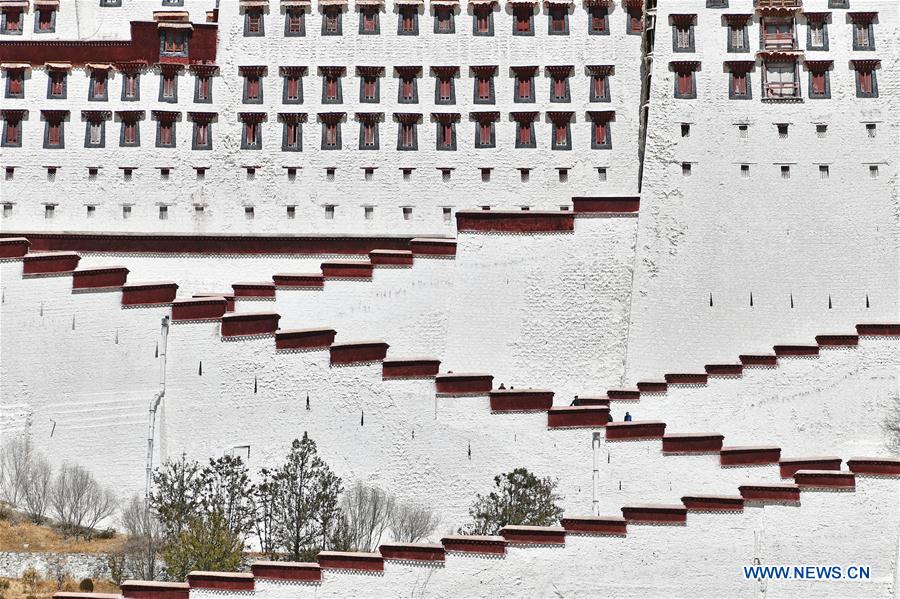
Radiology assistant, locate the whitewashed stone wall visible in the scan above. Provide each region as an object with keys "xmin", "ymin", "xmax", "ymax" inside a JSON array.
[
  {"xmin": 0, "ymin": 550, "xmax": 110, "ymax": 581},
  {"xmin": 626, "ymin": 0, "xmax": 900, "ymax": 382}
]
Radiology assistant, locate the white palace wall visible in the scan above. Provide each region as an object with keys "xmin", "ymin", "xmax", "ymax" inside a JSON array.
[{"xmin": 626, "ymin": 0, "xmax": 900, "ymax": 382}]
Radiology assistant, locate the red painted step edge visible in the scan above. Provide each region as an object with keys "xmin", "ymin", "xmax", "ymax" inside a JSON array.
[
  {"xmin": 382, "ymin": 358, "xmax": 441, "ymax": 379},
  {"xmin": 662, "ymin": 433, "xmax": 724, "ymax": 454},
  {"xmin": 120, "ymin": 580, "xmax": 189, "ymax": 599},
  {"xmin": 664, "ymin": 373, "xmax": 708, "ymax": 385},
  {"xmin": 171, "ymin": 297, "xmax": 227, "ymax": 321},
  {"xmin": 330, "ymin": 341, "xmax": 389, "ymax": 364},
  {"xmin": 72, "ymin": 266, "xmax": 129, "ymax": 289},
  {"xmin": 606, "ymin": 389, "xmax": 640, "ymax": 401},
  {"xmin": 321, "ymin": 261, "xmax": 374, "ymax": 278},
  {"xmin": 500, "ymin": 525, "xmax": 566, "ymax": 545},
  {"xmin": 378, "ymin": 543, "xmax": 446, "ymax": 562},
  {"xmin": 0, "ymin": 237, "xmax": 29, "ymax": 258},
  {"xmin": 606, "ymin": 421, "xmax": 666, "ymax": 440},
  {"xmin": 441, "ymin": 535, "xmax": 506, "ymax": 555},
  {"xmin": 490, "ymin": 389, "xmax": 554, "ymax": 412},
  {"xmin": 369, "ymin": 249, "xmax": 414, "ymax": 266},
  {"xmin": 572, "ymin": 196, "xmax": 640, "ymax": 213},
  {"xmin": 793, "ymin": 470, "xmax": 855, "ymax": 489},
  {"xmin": 815, "ymin": 334, "xmax": 859, "ymax": 346},
  {"xmin": 250, "ymin": 561, "xmax": 322, "ymax": 582},
  {"xmin": 846, "ymin": 457, "xmax": 900, "ymax": 475},
  {"xmin": 856, "ymin": 323, "xmax": 900, "ymax": 336},
  {"xmin": 273, "ymin": 273, "xmax": 326, "ymax": 288},
  {"xmin": 705, "ymin": 364, "xmax": 743, "ymax": 376},
  {"xmin": 681, "ymin": 495, "xmax": 744, "ymax": 512},
  {"xmin": 122, "ymin": 282, "xmax": 178, "ymax": 306},
  {"xmin": 435, "ymin": 373, "xmax": 493, "ymax": 395},
  {"xmin": 720, "ymin": 446, "xmax": 781, "ymax": 466},
  {"xmin": 560, "ymin": 516, "xmax": 627, "ymax": 536},
  {"xmin": 54, "ymin": 593, "xmax": 121, "ymax": 599},
  {"xmin": 232, "ymin": 282, "xmax": 276, "ymax": 298},
  {"xmin": 739, "ymin": 484, "xmax": 801, "ymax": 503},
  {"xmin": 455, "ymin": 211, "xmax": 575, "ymax": 233},
  {"xmin": 410, "ymin": 237, "xmax": 457, "ymax": 256},
  {"xmin": 637, "ymin": 381, "xmax": 668, "ymax": 393},
  {"xmin": 779, "ymin": 457, "xmax": 841, "ymax": 478},
  {"xmin": 773, "ymin": 345, "xmax": 819, "ymax": 356},
  {"xmin": 22, "ymin": 252, "xmax": 80, "ymax": 274},
  {"xmin": 187, "ymin": 571, "xmax": 254, "ymax": 591},
  {"xmin": 571, "ymin": 396, "xmax": 611, "ymax": 406},
  {"xmin": 316, "ymin": 551, "xmax": 384, "ymax": 572},
  {"xmin": 547, "ymin": 406, "xmax": 610, "ymax": 429},
  {"xmin": 221, "ymin": 312, "xmax": 280, "ymax": 337},
  {"xmin": 193, "ymin": 293, "xmax": 236, "ymax": 312},
  {"xmin": 275, "ymin": 328, "xmax": 337, "ymax": 350},
  {"xmin": 740, "ymin": 354, "xmax": 778, "ymax": 366},
  {"xmin": 621, "ymin": 504, "xmax": 687, "ymax": 524}
]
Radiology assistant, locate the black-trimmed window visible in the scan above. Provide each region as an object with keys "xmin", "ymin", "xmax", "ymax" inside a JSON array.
[
  {"xmin": 673, "ymin": 64, "xmax": 698, "ymax": 99},
  {"xmin": 588, "ymin": 113, "xmax": 612, "ymax": 150},
  {"xmin": 435, "ymin": 73, "xmax": 456, "ymax": 104},
  {"xmin": 726, "ymin": 18, "xmax": 749, "ymax": 52},
  {"xmin": 0, "ymin": 8, "xmax": 23, "ymax": 35},
  {"xmin": 321, "ymin": 120, "xmax": 342, "ymax": 150},
  {"xmin": 192, "ymin": 121, "xmax": 213, "ymax": 150},
  {"xmin": 626, "ymin": 5, "xmax": 642, "ymax": 35},
  {"xmin": 728, "ymin": 66, "xmax": 751, "ymax": 100},
  {"xmin": 397, "ymin": 70, "xmax": 419, "ymax": 103},
  {"xmin": 512, "ymin": 114, "xmax": 536, "ymax": 149},
  {"xmin": 473, "ymin": 72, "xmax": 494, "ymax": 104},
  {"xmin": 358, "ymin": 119, "xmax": 379, "ymax": 150},
  {"xmin": 194, "ymin": 73, "xmax": 212, "ymax": 103},
  {"xmin": 549, "ymin": 115, "xmax": 571, "ymax": 150},
  {"xmin": 807, "ymin": 65, "xmax": 831, "ymax": 99},
  {"xmin": 513, "ymin": 69, "xmax": 535, "ymax": 103},
  {"xmin": 2, "ymin": 112, "xmax": 23, "ymax": 148},
  {"xmin": 243, "ymin": 73, "xmax": 264, "ymax": 103},
  {"xmin": 513, "ymin": 5, "xmax": 533, "ymax": 35},
  {"xmin": 473, "ymin": 116, "xmax": 496, "ymax": 149},
  {"xmin": 672, "ymin": 16, "xmax": 695, "ymax": 52},
  {"xmin": 34, "ymin": 6, "xmax": 56, "ymax": 33},
  {"xmin": 396, "ymin": 117, "xmax": 418, "ymax": 150},
  {"xmin": 434, "ymin": 7, "xmax": 454, "ymax": 33},
  {"xmin": 549, "ymin": 70, "xmax": 571, "ymax": 102},
  {"xmin": 285, "ymin": 8, "xmax": 305, "ymax": 36},
  {"xmin": 155, "ymin": 118, "xmax": 176, "ymax": 148},
  {"xmin": 589, "ymin": 68, "xmax": 612, "ymax": 102},
  {"xmin": 47, "ymin": 70, "xmax": 67, "ymax": 99},
  {"xmin": 88, "ymin": 70, "xmax": 109, "ymax": 101},
  {"xmin": 852, "ymin": 18, "xmax": 875, "ymax": 51},
  {"xmin": 244, "ymin": 9, "xmax": 265, "ymax": 36},
  {"xmin": 159, "ymin": 72, "xmax": 178, "ymax": 102},
  {"xmin": 854, "ymin": 63, "xmax": 878, "ymax": 98},
  {"xmin": 122, "ymin": 72, "xmax": 140, "ymax": 101},
  {"xmin": 160, "ymin": 28, "xmax": 188, "ymax": 57},
  {"xmin": 588, "ymin": 6, "xmax": 608, "ymax": 35},
  {"xmin": 322, "ymin": 72, "xmax": 343, "ymax": 103},
  {"xmin": 241, "ymin": 118, "xmax": 264, "ymax": 150},
  {"xmin": 360, "ymin": 75, "xmax": 380, "ymax": 103},
  {"xmin": 281, "ymin": 120, "xmax": 301, "ymax": 151},
  {"xmin": 806, "ymin": 17, "xmax": 828, "ymax": 50},
  {"xmin": 435, "ymin": 119, "xmax": 456, "ymax": 150},
  {"xmin": 43, "ymin": 114, "xmax": 66, "ymax": 149},
  {"xmin": 398, "ymin": 6, "xmax": 418, "ymax": 35},
  {"xmin": 283, "ymin": 72, "xmax": 304, "ymax": 104},
  {"xmin": 119, "ymin": 116, "xmax": 141, "ymax": 147},
  {"xmin": 323, "ymin": 7, "xmax": 342, "ymax": 35},
  {"xmin": 4, "ymin": 69, "xmax": 24, "ymax": 98},
  {"xmin": 359, "ymin": 6, "xmax": 379, "ymax": 34},
  {"xmin": 473, "ymin": 5, "xmax": 493, "ymax": 36},
  {"xmin": 84, "ymin": 115, "xmax": 107, "ymax": 148},
  {"xmin": 548, "ymin": 6, "xmax": 568, "ymax": 35}
]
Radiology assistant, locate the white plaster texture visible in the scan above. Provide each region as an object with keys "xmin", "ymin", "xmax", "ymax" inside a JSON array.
[{"xmin": 626, "ymin": 0, "xmax": 900, "ymax": 382}]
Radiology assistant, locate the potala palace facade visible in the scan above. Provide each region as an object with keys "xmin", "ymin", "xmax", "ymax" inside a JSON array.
[{"xmin": 0, "ymin": 0, "xmax": 898, "ymax": 597}]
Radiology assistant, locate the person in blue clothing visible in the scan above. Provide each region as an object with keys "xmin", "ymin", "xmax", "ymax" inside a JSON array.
[{"xmin": 624, "ymin": 411, "xmax": 632, "ymax": 422}]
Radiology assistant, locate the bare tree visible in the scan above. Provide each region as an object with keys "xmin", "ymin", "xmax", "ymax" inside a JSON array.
[
  {"xmin": 120, "ymin": 495, "xmax": 162, "ymax": 580},
  {"xmin": 390, "ymin": 502, "xmax": 440, "ymax": 543},
  {"xmin": 46, "ymin": 554, "xmax": 69, "ymax": 590},
  {"xmin": 0, "ymin": 437, "xmax": 33, "ymax": 507},
  {"xmin": 341, "ymin": 482, "xmax": 396, "ymax": 552},
  {"xmin": 23, "ymin": 452, "xmax": 53, "ymax": 524},
  {"xmin": 51, "ymin": 463, "xmax": 118, "ymax": 536}
]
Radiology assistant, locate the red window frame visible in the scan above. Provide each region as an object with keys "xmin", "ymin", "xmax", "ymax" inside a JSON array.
[
  {"xmin": 285, "ymin": 122, "xmax": 299, "ymax": 147},
  {"xmin": 324, "ymin": 122, "xmax": 338, "ymax": 147},
  {"xmin": 400, "ymin": 78, "xmax": 414, "ymax": 101},
  {"xmin": 361, "ymin": 8, "xmax": 377, "ymax": 32},
  {"xmin": 438, "ymin": 78, "xmax": 452, "ymax": 101},
  {"xmin": 475, "ymin": 8, "xmax": 490, "ymax": 33},
  {"xmin": 436, "ymin": 8, "xmax": 452, "ymax": 32},
  {"xmin": 8, "ymin": 73, "xmax": 22, "ymax": 95},
  {"xmin": 3, "ymin": 10, "xmax": 21, "ymax": 32},
  {"xmin": 325, "ymin": 9, "xmax": 339, "ymax": 33},
  {"xmin": 5, "ymin": 118, "xmax": 20, "ymax": 145},
  {"xmin": 593, "ymin": 120, "xmax": 608, "ymax": 146},
  {"xmin": 288, "ymin": 10, "xmax": 303, "ymax": 33},
  {"xmin": 401, "ymin": 9, "xmax": 415, "ymax": 33},
  {"xmin": 245, "ymin": 121, "xmax": 259, "ymax": 146},
  {"xmin": 731, "ymin": 71, "xmax": 747, "ymax": 95},
  {"xmin": 553, "ymin": 122, "xmax": 567, "ymax": 146},
  {"xmin": 400, "ymin": 123, "xmax": 414, "ymax": 148},
  {"xmin": 123, "ymin": 121, "xmax": 137, "ymax": 144},
  {"xmin": 362, "ymin": 77, "xmax": 377, "ymax": 100},
  {"xmin": 325, "ymin": 77, "xmax": 339, "ymax": 100},
  {"xmin": 589, "ymin": 7, "xmax": 607, "ymax": 33},
  {"xmin": 195, "ymin": 122, "xmax": 209, "ymax": 146},
  {"xmin": 677, "ymin": 71, "xmax": 693, "ymax": 95},
  {"xmin": 159, "ymin": 121, "xmax": 173, "ymax": 146},
  {"xmin": 47, "ymin": 121, "xmax": 61, "ymax": 146},
  {"xmin": 549, "ymin": 8, "xmax": 566, "ymax": 33},
  {"xmin": 478, "ymin": 121, "xmax": 491, "ymax": 145},
  {"xmin": 50, "ymin": 72, "xmax": 65, "ymax": 96},
  {"xmin": 286, "ymin": 76, "xmax": 300, "ymax": 100},
  {"xmin": 362, "ymin": 122, "xmax": 376, "ymax": 146},
  {"xmin": 514, "ymin": 9, "xmax": 531, "ymax": 33},
  {"xmin": 162, "ymin": 75, "xmax": 176, "ymax": 98},
  {"xmin": 37, "ymin": 9, "xmax": 53, "ymax": 30},
  {"xmin": 92, "ymin": 72, "xmax": 106, "ymax": 97},
  {"xmin": 592, "ymin": 74, "xmax": 607, "ymax": 99},
  {"xmin": 124, "ymin": 73, "xmax": 138, "ymax": 98},
  {"xmin": 552, "ymin": 76, "xmax": 567, "ymax": 100},
  {"xmin": 197, "ymin": 75, "xmax": 210, "ymax": 100},
  {"xmin": 439, "ymin": 123, "xmax": 453, "ymax": 147},
  {"xmin": 246, "ymin": 76, "xmax": 260, "ymax": 100},
  {"xmin": 518, "ymin": 120, "xmax": 531, "ymax": 145},
  {"xmin": 516, "ymin": 76, "xmax": 531, "ymax": 100},
  {"xmin": 628, "ymin": 8, "xmax": 642, "ymax": 33},
  {"xmin": 247, "ymin": 12, "xmax": 261, "ymax": 33},
  {"xmin": 476, "ymin": 77, "xmax": 491, "ymax": 101},
  {"xmin": 857, "ymin": 69, "xmax": 873, "ymax": 94}
]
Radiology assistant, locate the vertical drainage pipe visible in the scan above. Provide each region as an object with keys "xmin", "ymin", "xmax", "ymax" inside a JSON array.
[{"xmin": 145, "ymin": 315, "xmax": 170, "ymax": 501}]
